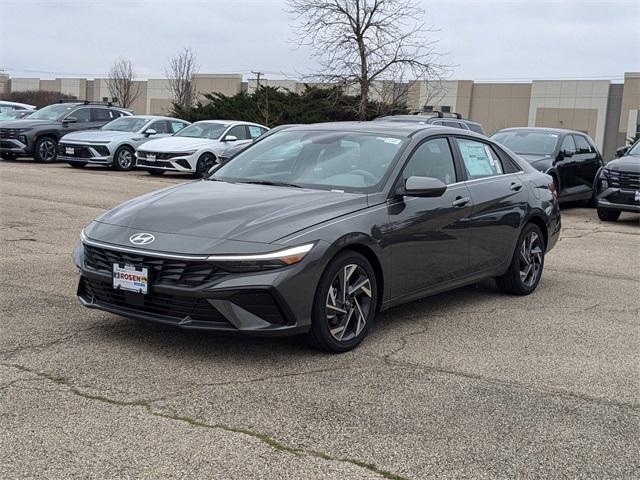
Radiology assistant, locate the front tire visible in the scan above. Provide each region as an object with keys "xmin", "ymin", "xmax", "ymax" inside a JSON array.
[
  {"xmin": 194, "ymin": 153, "xmax": 216, "ymax": 178},
  {"xmin": 33, "ymin": 136, "xmax": 58, "ymax": 163},
  {"xmin": 307, "ymin": 251, "xmax": 378, "ymax": 353},
  {"xmin": 597, "ymin": 208, "xmax": 620, "ymax": 222},
  {"xmin": 496, "ymin": 223, "xmax": 545, "ymax": 295},
  {"xmin": 113, "ymin": 145, "xmax": 135, "ymax": 171}
]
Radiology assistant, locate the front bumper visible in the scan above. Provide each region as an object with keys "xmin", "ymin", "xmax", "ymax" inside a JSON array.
[
  {"xmin": 73, "ymin": 240, "xmax": 325, "ymax": 336},
  {"xmin": 135, "ymin": 152, "xmax": 196, "ymax": 173},
  {"xmin": 0, "ymin": 138, "xmax": 29, "ymax": 154},
  {"xmin": 58, "ymin": 142, "xmax": 113, "ymax": 164},
  {"xmin": 597, "ymin": 188, "xmax": 640, "ymax": 213}
]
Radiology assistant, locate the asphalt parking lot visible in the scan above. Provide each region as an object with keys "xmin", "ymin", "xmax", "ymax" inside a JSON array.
[{"xmin": 1, "ymin": 160, "xmax": 638, "ymax": 479}]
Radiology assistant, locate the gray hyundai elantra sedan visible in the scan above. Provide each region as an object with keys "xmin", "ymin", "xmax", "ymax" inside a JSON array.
[{"xmin": 74, "ymin": 122, "xmax": 561, "ymax": 352}]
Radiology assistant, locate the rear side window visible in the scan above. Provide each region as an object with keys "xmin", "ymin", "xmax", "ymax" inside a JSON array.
[
  {"xmin": 456, "ymin": 138, "xmax": 504, "ymax": 179},
  {"xmin": 574, "ymin": 135, "xmax": 592, "ymax": 153},
  {"xmin": 402, "ymin": 138, "xmax": 457, "ymax": 185}
]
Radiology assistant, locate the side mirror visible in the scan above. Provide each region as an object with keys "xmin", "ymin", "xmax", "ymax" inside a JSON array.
[
  {"xmin": 403, "ymin": 176, "xmax": 447, "ymax": 197},
  {"xmin": 224, "ymin": 135, "xmax": 238, "ymax": 142},
  {"xmin": 63, "ymin": 117, "xmax": 78, "ymax": 124},
  {"xmin": 616, "ymin": 146, "xmax": 630, "ymax": 157},
  {"xmin": 144, "ymin": 129, "xmax": 157, "ymax": 137},
  {"xmin": 559, "ymin": 149, "xmax": 574, "ymax": 159}
]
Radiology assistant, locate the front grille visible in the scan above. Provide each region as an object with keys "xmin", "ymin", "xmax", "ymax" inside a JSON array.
[
  {"xmin": 137, "ymin": 151, "xmax": 185, "ymax": 160},
  {"xmin": 608, "ymin": 170, "xmax": 640, "ymax": 190},
  {"xmin": 83, "ymin": 244, "xmax": 225, "ymax": 287},
  {"xmin": 136, "ymin": 159, "xmax": 177, "ymax": 169},
  {"xmin": 1, "ymin": 140, "xmax": 18, "ymax": 148},
  {"xmin": 79, "ymin": 277, "xmax": 231, "ymax": 325},
  {"xmin": 59, "ymin": 144, "xmax": 94, "ymax": 158},
  {"xmin": 0, "ymin": 128, "xmax": 20, "ymax": 140}
]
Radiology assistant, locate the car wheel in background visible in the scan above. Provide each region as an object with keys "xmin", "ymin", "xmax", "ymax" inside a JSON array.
[
  {"xmin": 113, "ymin": 145, "xmax": 135, "ymax": 171},
  {"xmin": 307, "ymin": 250, "xmax": 378, "ymax": 353},
  {"xmin": 597, "ymin": 208, "xmax": 620, "ymax": 222},
  {"xmin": 33, "ymin": 136, "xmax": 58, "ymax": 163},
  {"xmin": 194, "ymin": 153, "xmax": 216, "ymax": 178},
  {"xmin": 1, "ymin": 152, "xmax": 17, "ymax": 161},
  {"xmin": 146, "ymin": 169, "xmax": 165, "ymax": 176},
  {"xmin": 68, "ymin": 161, "xmax": 86, "ymax": 168},
  {"xmin": 496, "ymin": 223, "xmax": 545, "ymax": 295}
]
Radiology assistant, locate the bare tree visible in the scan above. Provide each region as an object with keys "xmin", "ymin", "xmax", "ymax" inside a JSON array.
[
  {"xmin": 106, "ymin": 58, "xmax": 141, "ymax": 109},
  {"xmin": 290, "ymin": 0, "xmax": 447, "ymax": 119},
  {"xmin": 165, "ymin": 47, "xmax": 199, "ymax": 110}
]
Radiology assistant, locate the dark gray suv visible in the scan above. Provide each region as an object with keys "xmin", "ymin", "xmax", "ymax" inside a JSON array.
[{"xmin": 0, "ymin": 102, "xmax": 131, "ymax": 162}]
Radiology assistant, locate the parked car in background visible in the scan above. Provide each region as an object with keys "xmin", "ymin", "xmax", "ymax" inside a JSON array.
[
  {"xmin": 0, "ymin": 101, "xmax": 131, "ymax": 162},
  {"xmin": 58, "ymin": 115, "xmax": 190, "ymax": 170},
  {"xmin": 0, "ymin": 109, "xmax": 33, "ymax": 122},
  {"xmin": 135, "ymin": 120, "xmax": 268, "ymax": 177},
  {"xmin": 491, "ymin": 127, "xmax": 603, "ymax": 204},
  {"xmin": 75, "ymin": 122, "xmax": 560, "ymax": 352},
  {"xmin": 0, "ymin": 100, "xmax": 36, "ymax": 113},
  {"xmin": 374, "ymin": 111, "xmax": 485, "ymax": 135},
  {"xmin": 594, "ymin": 140, "xmax": 640, "ymax": 221}
]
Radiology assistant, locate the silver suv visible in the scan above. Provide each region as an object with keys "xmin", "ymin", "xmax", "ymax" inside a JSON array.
[{"xmin": 59, "ymin": 115, "xmax": 190, "ymax": 170}]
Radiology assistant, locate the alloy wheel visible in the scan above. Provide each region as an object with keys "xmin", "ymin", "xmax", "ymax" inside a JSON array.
[
  {"xmin": 39, "ymin": 140, "xmax": 56, "ymax": 161},
  {"xmin": 117, "ymin": 149, "xmax": 133, "ymax": 169},
  {"xmin": 519, "ymin": 231, "xmax": 543, "ymax": 287},
  {"xmin": 325, "ymin": 264, "xmax": 372, "ymax": 342}
]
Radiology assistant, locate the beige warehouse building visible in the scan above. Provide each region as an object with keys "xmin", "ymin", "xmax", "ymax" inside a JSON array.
[{"xmin": 1, "ymin": 72, "xmax": 638, "ymax": 159}]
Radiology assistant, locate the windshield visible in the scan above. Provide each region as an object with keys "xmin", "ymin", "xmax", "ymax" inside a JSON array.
[
  {"xmin": 628, "ymin": 141, "xmax": 640, "ymax": 156},
  {"xmin": 491, "ymin": 131, "xmax": 559, "ymax": 156},
  {"xmin": 26, "ymin": 104, "xmax": 77, "ymax": 121},
  {"xmin": 213, "ymin": 130, "xmax": 407, "ymax": 192},
  {"xmin": 102, "ymin": 117, "xmax": 149, "ymax": 132},
  {"xmin": 175, "ymin": 122, "xmax": 227, "ymax": 139}
]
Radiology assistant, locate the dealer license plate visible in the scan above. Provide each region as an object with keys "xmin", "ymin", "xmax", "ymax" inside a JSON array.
[
  {"xmin": 113, "ymin": 264, "xmax": 149, "ymax": 294},
  {"xmin": 65, "ymin": 147, "xmax": 74, "ymax": 155},
  {"xmin": 147, "ymin": 154, "xmax": 156, "ymax": 162}
]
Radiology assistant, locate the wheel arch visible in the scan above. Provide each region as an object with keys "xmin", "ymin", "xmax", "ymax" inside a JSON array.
[{"xmin": 525, "ymin": 214, "xmax": 548, "ymax": 250}]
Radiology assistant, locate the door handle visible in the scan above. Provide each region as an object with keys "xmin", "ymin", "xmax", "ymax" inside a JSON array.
[
  {"xmin": 452, "ymin": 196, "xmax": 470, "ymax": 207},
  {"xmin": 510, "ymin": 181, "xmax": 523, "ymax": 191}
]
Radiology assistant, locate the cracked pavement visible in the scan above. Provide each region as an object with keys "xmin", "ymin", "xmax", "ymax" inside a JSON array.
[{"xmin": 1, "ymin": 160, "xmax": 639, "ymax": 479}]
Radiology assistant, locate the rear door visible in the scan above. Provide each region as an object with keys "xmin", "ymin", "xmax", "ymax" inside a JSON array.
[
  {"xmin": 386, "ymin": 136, "xmax": 473, "ymax": 298},
  {"xmin": 452, "ymin": 136, "xmax": 529, "ymax": 273}
]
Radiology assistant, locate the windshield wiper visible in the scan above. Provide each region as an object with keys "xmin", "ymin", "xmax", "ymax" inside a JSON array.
[{"xmin": 239, "ymin": 180, "xmax": 302, "ymax": 188}]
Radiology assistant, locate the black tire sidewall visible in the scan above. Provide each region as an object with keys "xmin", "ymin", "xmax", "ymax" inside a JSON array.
[
  {"xmin": 597, "ymin": 208, "xmax": 620, "ymax": 222},
  {"xmin": 309, "ymin": 251, "xmax": 378, "ymax": 352},
  {"xmin": 514, "ymin": 223, "xmax": 545, "ymax": 294},
  {"xmin": 195, "ymin": 153, "xmax": 215, "ymax": 178},
  {"xmin": 34, "ymin": 137, "xmax": 57, "ymax": 163},
  {"xmin": 113, "ymin": 145, "xmax": 135, "ymax": 171}
]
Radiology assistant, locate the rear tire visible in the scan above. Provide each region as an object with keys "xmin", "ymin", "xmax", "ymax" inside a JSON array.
[
  {"xmin": 597, "ymin": 208, "xmax": 620, "ymax": 222},
  {"xmin": 68, "ymin": 161, "xmax": 86, "ymax": 168},
  {"xmin": 1, "ymin": 152, "xmax": 17, "ymax": 161},
  {"xmin": 306, "ymin": 251, "xmax": 378, "ymax": 353},
  {"xmin": 33, "ymin": 136, "xmax": 58, "ymax": 163},
  {"xmin": 496, "ymin": 223, "xmax": 545, "ymax": 295},
  {"xmin": 194, "ymin": 153, "xmax": 216, "ymax": 178},
  {"xmin": 113, "ymin": 145, "xmax": 135, "ymax": 171},
  {"xmin": 146, "ymin": 169, "xmax": 165, "ymax": 176}
]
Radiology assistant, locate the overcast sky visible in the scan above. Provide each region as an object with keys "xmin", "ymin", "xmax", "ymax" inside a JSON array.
[{"xmin": 1, "ymin": 0, "xmax": 638, "ymax": 82}]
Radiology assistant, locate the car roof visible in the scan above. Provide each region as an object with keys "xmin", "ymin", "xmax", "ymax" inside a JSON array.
[
  {"xmin": 281, "ymin": 121, "xmax": 486, "ymax": 138},
  {"xmin": 496, "ymin": 127, "xmax": 587, "ymax": 136},
  {"xmin": 0, "ymin": 100, "xmax": 36, "ymax": 109},
  {"xmin": 194, "ymin": 120, "xmax": 266, "ymax": 127}
]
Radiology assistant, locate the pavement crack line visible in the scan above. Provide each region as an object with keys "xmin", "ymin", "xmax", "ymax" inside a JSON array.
[{"xmin": 0, "ymin": 362, "xmax": 408, "ymax": 480}]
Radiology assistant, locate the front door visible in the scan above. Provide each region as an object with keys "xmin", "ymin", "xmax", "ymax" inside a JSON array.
[
  {"xmin": 556, "ymin": 134, "xmax": 581, "ymax": 193},
  {"xmin": 386, "ymin": 137, "xmax": 472, "ymax": 298},
  {"xmin": 573, "ymin": 134, "xmax": 601, "ymax": 193}
]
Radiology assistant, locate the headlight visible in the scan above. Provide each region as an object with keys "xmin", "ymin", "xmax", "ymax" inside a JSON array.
[
  {"xmin": 179, "ymin": 150, "xmax": 196, "ymax": 156},
  {"xmin": 206, "ymin": 243, "xmax": 314, "ymax": 272},
  {"xmin": 80, "ymin": 229, "xmax": 87, "ymax": 242}
]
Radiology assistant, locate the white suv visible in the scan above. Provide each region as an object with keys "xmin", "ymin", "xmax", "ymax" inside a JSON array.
[{"xmin": 135, "ymin": 120, "xmax": 268, "ymax": 177}]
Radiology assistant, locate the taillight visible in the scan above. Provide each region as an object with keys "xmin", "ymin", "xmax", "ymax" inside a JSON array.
[{"xmin": 548, "ymin": 181, "xmax": 557, "ymax": 197}]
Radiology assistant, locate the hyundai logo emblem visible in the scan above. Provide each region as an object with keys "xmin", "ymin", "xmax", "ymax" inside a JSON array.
[{"xmin": 129, "ymin": 233, "xmax": 155, "ymax": 246}]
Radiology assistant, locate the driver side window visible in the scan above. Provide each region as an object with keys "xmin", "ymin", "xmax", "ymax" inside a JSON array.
[
  {"xmin": 561, "ymin": 135, "xmax": 576, "ymax": 154},
  {"xmin": 402, "ymin": 138, "xmax": 457, "ymax": 185},
  {"xmin": 226, "ymin": 125, "xmax": 249, "ymax": 140},
  {"xmin": 70, "ymin": 108, "xmax": 91, "ymax": 123}
]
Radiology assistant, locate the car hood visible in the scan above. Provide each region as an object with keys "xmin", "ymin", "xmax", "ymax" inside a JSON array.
[
  {"xmin": 605, "ymin": 155, "xmax": 640, "ymax": 173},
  {"xmin": 61, "ymin": 130, "xmax": 136, "ymax": 142},
  {"xmin": 138, "ymin": 136, "xmax": 219, "ymax": 152},
  {"xmin": 0, "ymin": 119, "xmax": 58, "ymax": 129},
  {"xmin": 88, "ymin": 180, "xmax": 367, "ymax": 253}
]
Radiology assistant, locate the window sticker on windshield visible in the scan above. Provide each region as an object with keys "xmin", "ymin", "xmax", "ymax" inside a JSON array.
[{"xmin": 376, "ymin": 137, "xmax": 401, "ymax": 145}]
